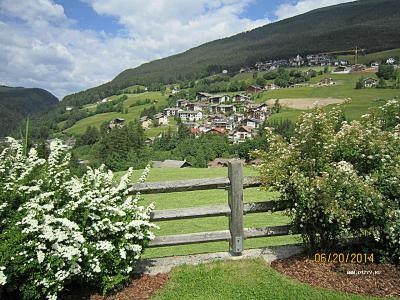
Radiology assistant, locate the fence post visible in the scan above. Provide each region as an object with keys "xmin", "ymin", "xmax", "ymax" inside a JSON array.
[{"xmin": 228, "ymin": 160, "xmax": 244, "ymax": 255}]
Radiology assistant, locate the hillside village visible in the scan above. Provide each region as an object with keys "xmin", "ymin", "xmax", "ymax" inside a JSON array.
[
  {"xmin": 102, "ymin": 52, "xmax": 399, "ymax": 146},
  {"xmin": 139, "ymin": 91, "xmax": 269, "ymax": 144}
]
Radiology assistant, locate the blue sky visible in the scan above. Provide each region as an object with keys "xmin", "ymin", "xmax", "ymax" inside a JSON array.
[{"xmin": 0, "ymin": 0, "xmax": 354, "ymax": 98}]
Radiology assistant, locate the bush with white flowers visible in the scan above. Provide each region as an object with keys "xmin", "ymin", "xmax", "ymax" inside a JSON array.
[
  {"xmin": 0, "ymin": 138, "xmax": 157, "ymax": 299},
  {"xmin": 256, "ymin": 99, "xmax": 400, "ymax": 262}
]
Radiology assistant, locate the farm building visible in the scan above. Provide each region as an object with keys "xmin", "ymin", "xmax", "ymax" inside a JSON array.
[
  {"xmin": 208, "ymin": 158, "xmax": 229, "ymax": 168},
  {"xmin": 246, "ymin": 85, "xmax": 263, "ymax": 93},
  {"xmin": 108, "ymin": 118, "xmax": 125, "ymax": 130},
  {"xmin": 140, "ymin": 116, "xmax": 152, "ymax": 129},
  {"xmin": 153, "ymin": 113, "xmax": 169, "ymax": 126},
  {"xmin": 363, "ymin": 78, "xmax": 378, "ymax": 88},
  {"xmin": 151, "ymin": 160, "xmax": 192, "ymax": 168},
  {"xmin": 319, "ymin": 78, "xmax": 336, "ymax": 86}
]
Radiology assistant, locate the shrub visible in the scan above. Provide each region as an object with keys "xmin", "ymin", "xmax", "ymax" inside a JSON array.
[
  {"xmin": 256, "ymin": 100, "xmax": 400, "ymax": 262},
  {"xmin": 0, "ymin": 138, "xmax": 156, "ymax": 299}
]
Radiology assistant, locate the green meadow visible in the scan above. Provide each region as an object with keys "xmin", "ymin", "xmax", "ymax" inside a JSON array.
[
  {"xmin": 65, "ymin": 92, "xmax": 169, "ymax": 136},
  {"xmin": 338, "ymin": 48, "xmax": 400, "ymax": 65},
  {"xmin": 62, "ymin": 63, "xmax": 399, "ymax": 136},
  {"xmin": 257, "ymin": 72, "xmax": 399, "ymax": 121},
  {"xmin": 154, "ymin": 259, "xmax": 383, "ymax": 300},
  {"xmin": 116, "ymin": 167, "xmax": 299, "ymax": 259}
]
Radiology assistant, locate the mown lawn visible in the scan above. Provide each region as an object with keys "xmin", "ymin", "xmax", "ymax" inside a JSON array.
[
  {"xmin": 116, "ymin": 167, "xmax": 299, "ymax": 259},
  {"xmin": 153, "ymin": 259, "xmax": 379, "ymax": 300}
]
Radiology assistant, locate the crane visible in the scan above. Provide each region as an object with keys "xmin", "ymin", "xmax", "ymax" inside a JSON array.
[{"xmin": 319, "ymin": 46, "xmax": 366, "ymax": 65}]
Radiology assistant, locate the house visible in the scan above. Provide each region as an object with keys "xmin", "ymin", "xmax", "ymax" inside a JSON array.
[
  {"xmin": 208, "ymin": 94, "xmax": 229, "ymax": 104},
  {"xmin": 232, "ymin": 94, "xmax": 250, "ymax": 102},
  {"xmin": 213, "ymin": 119, "xmax": 233, "ymax": 131},
  {"xmin": 164, "ymin": 107, "xmax": 181, "ymax": 117},
  {"xmin": 208, "ymin": 128, "xmax": 226, "ymax": 135},
  {"xmin": 190, "ymin": 127, "xmax": 201, "ymax": 136},
  {"xmin": 186, "ymin": 102, "xmax": 203, "ymax": 111},
  {"xmin": 65, "ymin": 106, "xmax": 73, "ymax": 111},
  {"xmin": 243, "ymin": 118, "xmax": 259, "ymax": 129},
  {"xmin": 108, "ymin": 118, "xmax": 125, "ymax": 130},
  {"xmin": 233, "ymin": 113, "xmax": 245, "ymax": 124},
  {"xmin": 178, "ymin": 110, "xmax": 203, "ymax": 122},
  {"xmin": 352, "ymin": 64, "xmax": 366, "ymax": 72},
  {"xmin": 145, "ymin": 137, "xmax": 155, "ymax": 146},
  {"xmin": 151, "ymin": 160, "xmax": 192, "ymax": 168},
  {"xmin": 265, "ymin": 83, "xmax": 278, "ymax": 90},
  {"xmin": 196, "ymin": 92, "xmax": 213, "ymax": 101},
  {"xmin": 246, "ymin": 85, "xmax": 263, "ymax": 93},
  {"xmin": 140, "ymin": 116, "xmax": 152, "ymax": 129},
  {"xmin": 363, "ymin": 78, "xmax": 378, "ymax": 88},
  {"xmin": 171, "ymin": 88, "xmax": 180, "ymax": 94},
  {"xmin": 371, "ymin": 62, "xmax": 380, "ymax": 68},
  {"xmin": 153, "ymin": 113, "xmax": 169, "ymax": 126},
  {"xmin": 210, "ymin": 104, "xmax": 236, "ymax": 114},
  {"xmin": 208, "ymin": 158, "xmax": 229, "ymax": 168},
  {"xmin": 386, "ymin": 58, "xmax": 396, "ymax": 65},
  {"xmin": 333, "ymin": 60, "xmax": 348, "ymax": 67},
  {"xmin": 232, "ymin": 126, "xmax": 253, "ymax": 144},
  {"xmin": 176, "ymin": 99, "xmax": 189, "ymax": 108},
  {"xmin": 247, "ymin": 110, "xmax": 267, "ymax": 122},
  {"xmin": 319, "ymin": 78, "xmax": 336, "ymax": 86},
  {"xmin": 332, "ymin": 66, "xmax": 351, "ymax": 74},
  {"xmin": 256, "ymin": 103, "xmax": 268, "ymax": 112}
]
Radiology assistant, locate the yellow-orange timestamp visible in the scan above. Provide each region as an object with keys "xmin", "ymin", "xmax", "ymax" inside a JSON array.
[{"xmin": 314, "ymin": 253, "xmax": 374, "ymax": 264}]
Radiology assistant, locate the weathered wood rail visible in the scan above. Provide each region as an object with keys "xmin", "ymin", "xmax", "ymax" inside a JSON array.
[{"xmin": 128, "ymin": 160, "xmax": 294, "ymax": 255}]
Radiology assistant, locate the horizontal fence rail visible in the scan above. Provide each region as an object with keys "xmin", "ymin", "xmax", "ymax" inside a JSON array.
[
  {"xmin": 148, "ymin": 225, "xmax": 293, "ymax": 248},
  {"xmin": 150, "ymin": 200, "xmax": 292, "ymax": 221},
  {"xmin": 128, "ymin": 176, "xmax": 262, "ymax": 195},
  {"xmin": 138, "ymin": 160, "xmax": 294, "ymax": 255}
]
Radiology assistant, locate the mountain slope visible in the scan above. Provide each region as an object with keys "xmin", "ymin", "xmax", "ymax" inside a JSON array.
[
  {"xmin": 0, "ymin": 86, "xmax": 59, "ymax": 137},
  {"xmin": 63, "ymin": 0, "xmax": 400, "ymax": 106}
]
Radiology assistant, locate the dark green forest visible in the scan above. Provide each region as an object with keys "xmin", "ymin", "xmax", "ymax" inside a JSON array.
[
  {"xmin": 0, "ymin": 86, "xmax": 58, "ymax": 137},
  {"xmin": 63, "ymin": 0, "xmax": 400, "ymax": 106}
]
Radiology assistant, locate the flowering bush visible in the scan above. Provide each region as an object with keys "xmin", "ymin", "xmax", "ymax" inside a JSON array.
[
  {"xmin": 0, "ymin": 138, "xmax": 157, "ymax": 299},
  {"xmin": 256, "ymin": 100, "xmax": 400, "ymax": 262}
]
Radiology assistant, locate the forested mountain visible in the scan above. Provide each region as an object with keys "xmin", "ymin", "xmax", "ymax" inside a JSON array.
[
  {"xmin": 0, "ymin": 86, "xmax": 58, "ymax": 137},
  {"xmin": 63, "ymin": 0, "xmax": 400, "ymax": 106}
]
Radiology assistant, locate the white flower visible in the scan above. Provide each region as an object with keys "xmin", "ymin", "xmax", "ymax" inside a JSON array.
[
  {"xmin": 120, "ymin": 249, "xmax": 127, "ymax": 260},
  {"xmin": 37, "ymin": 251, "xmax": 45, "ymax": 264},
  {"xmin": 0, "ymin": 266, "xmax": 7, "ymax": 286}
]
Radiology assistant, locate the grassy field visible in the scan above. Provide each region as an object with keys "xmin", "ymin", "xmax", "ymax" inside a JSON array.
[
  {"xmin": 63, "ymin": 63, "xmax": 399, "ymax": 135},
  {"xmin": 338, "ymin": 48, "xmax": 400, "ymax": 65},
  {"xmin": 257, "ymin": 72, "xmax": 399, "ymax": 121},
  {"xmin": 154, "ymin": 259, "xmax": 381, "ymax": 300},
  {"xmin": 65, "ymin": 92, "xmax": 169, "ymax": 135},
  {"xmin": 117, "ymin": 167, "xmax": 299, "ymax": 259},
  {"xmin": 145, "ymin": 119, "xmax": 178, "ymax": 137}
]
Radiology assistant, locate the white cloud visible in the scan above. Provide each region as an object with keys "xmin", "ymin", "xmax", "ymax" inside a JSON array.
[
  {"xmin": 0, "ymin": 0, "xmax": 268, "ymax": 98},
  {"xmin": 274, "ymin": 0, "xmax": 355, "ymax": 20}
]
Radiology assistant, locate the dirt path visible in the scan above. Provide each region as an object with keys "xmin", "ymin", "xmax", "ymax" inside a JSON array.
[{"xmin": 266, "ymin": 98, "xmax": 345, "ymax": 110}]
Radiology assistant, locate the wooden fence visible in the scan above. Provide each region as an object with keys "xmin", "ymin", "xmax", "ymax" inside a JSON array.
[{"xmin": 128, "ymin": 160, "xmax": 293, "ymax": 256}]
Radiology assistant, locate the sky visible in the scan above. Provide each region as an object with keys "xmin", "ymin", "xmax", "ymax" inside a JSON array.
[{"xmin": 0, "ymin": 0, "xmax": 354, "ymax": 99}]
